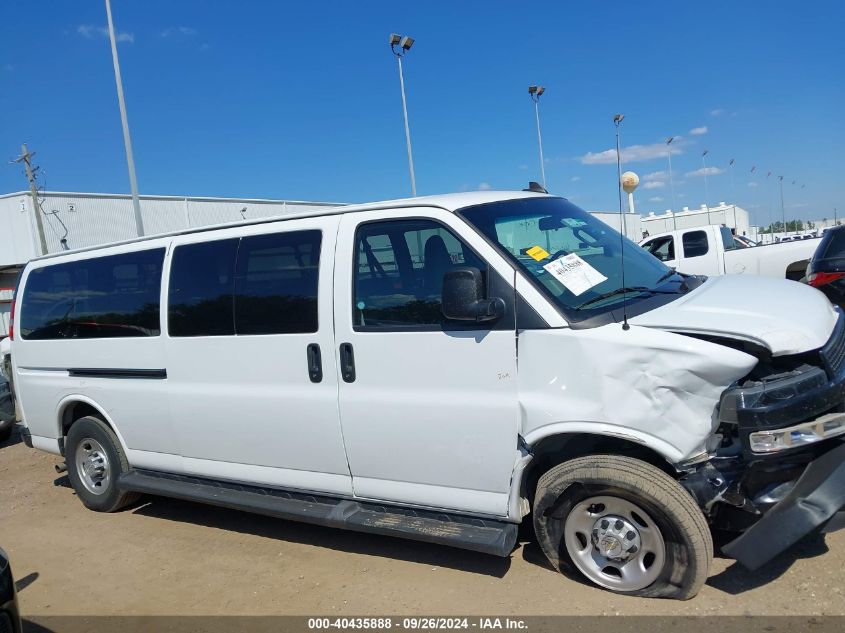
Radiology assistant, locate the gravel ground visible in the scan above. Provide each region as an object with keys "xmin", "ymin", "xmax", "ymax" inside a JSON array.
[{"xmin": 1, "ymin": 425, "xmax": 843, "ymax": 618}]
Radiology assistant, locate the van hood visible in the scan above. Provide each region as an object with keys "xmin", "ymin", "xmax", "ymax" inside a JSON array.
[{"xmin": 630, "ymin": 275, "xmax": 838, "ymax": 356}]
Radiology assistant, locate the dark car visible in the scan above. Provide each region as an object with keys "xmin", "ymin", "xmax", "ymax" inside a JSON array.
[
  {"xmin": 806, "ymin": 225, "xmax": 845, "ymax": 310},
  {"xmin": 0, "ymin": 379, "xmax": 14, "ymax": 444},
  {"xmin": 0, "ymin": 548, "xmax": 22, "ymax": 633}
]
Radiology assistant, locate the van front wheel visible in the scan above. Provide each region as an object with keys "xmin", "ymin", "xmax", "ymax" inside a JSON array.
[
  {"xmin": 533, "ymin": 455, "xmax": 712, "ymax": 600},
  {"xmin": 66, "ymin": 416, "xmax": 139, "ymax": 512}
]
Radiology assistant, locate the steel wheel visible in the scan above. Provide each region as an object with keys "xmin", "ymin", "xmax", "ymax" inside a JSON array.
[
  {"xmin": 563, "ymin": 495, "xmax": 666, "ymax": 591},
  {"xmin": 74, "ymin": 437, "xmax": 111, "ymax": 496}
]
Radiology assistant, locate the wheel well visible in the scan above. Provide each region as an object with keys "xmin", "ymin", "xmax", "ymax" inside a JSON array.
[
  {"xmin": 60, "ymin": 401, "xmax": 111, "ymax": 455},
  {"xmin": 521, "ymin": 433, "xmax": 677, "ymax": 506}
]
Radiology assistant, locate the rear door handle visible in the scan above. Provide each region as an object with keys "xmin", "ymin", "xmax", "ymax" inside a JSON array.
[
  {"xmin": 306, "ymin": 343, "xmax": 323, "ymax": 383},
  {"xmin": 339, "ymin": 343, "xmax": 356, "ymax": 383}
]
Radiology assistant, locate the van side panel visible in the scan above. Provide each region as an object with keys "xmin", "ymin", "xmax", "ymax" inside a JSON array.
[{"xmin": 13, "ymin": 241, "xmax": 177, "ymax": 458}]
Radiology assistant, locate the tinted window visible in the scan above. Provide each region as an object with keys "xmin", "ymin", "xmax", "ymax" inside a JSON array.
[
  {"xmin": 21, "ymin": 249, "xmax": 164, "ymax": 340},
  {"xmin": 720, "ymin": 226, "xmax": 737, "ymax": 251},
  {"xmin": 682, "ymin": 230, "xmax": 709, "ymax": 258},
  {"xmin": 644, "ymin": 235, "xmax": 675, "ymax": 262},
  {"xmin": 168, "ymin": 239, "xmax": 238, "ymax": 337},
  {"xmin": 354, "ymin": 220, "xmax": 486, "ymax": 328},
  {"xmin": 820, "ymin": 228, "xmax": 845, "ymax": 260},
  {"xmin": 234, "ymin": 231, "xmax": 321, "ymax": 334}
]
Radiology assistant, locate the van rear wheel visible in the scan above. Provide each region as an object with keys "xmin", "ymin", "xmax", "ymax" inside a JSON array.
[
  {"xmin": 66, "ymin": 416, "xmax": 139, "ymax": 512},
  {"xmin": 533, "ymin": 455, "xmax": 712, "ymax": 600}
]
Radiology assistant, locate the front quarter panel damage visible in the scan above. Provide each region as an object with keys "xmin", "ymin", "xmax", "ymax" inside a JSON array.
[{"xmin": 518, "ymin": 325, "xmax": 758, "ymax": 462}]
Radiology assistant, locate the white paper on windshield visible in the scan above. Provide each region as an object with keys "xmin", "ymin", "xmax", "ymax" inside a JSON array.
[{"xmin": 543, "ymin": 253, "xmax": 607, "ymax": 296}]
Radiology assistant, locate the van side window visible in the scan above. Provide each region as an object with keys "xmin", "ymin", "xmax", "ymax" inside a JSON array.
[
  {"xmin": 168, "ymin": 239, "xmax": 238, "ymax": 337},
  {"xmin": 643, "ymin": 235, "xmax": 675, "ymax": 262},
  {"xmin": 20, "ymin": 248, "xmax": 164, "ymax": 340},
  {"xmin": 234, "ymin": 230, "xmax": 321, "ymax": 334},
  {"xmin": 354, "ymin": 219, "xmax": 486, "ymax": 329},
  {"xmin": 682, "ymin": 230, "xmax": 709, "ymax": 258}
]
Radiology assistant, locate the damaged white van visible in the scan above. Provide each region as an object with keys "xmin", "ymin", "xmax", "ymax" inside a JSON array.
[{"xmin": 10, "ymin": 191, "xmax": 845, "ymax": 599}]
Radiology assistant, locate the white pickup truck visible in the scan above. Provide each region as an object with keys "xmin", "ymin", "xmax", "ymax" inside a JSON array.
[{"xmin": 640, "ymin": 225, "xmax": 818, "ymax": 280}]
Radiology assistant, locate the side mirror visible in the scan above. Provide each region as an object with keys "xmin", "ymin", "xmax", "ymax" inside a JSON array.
[{"xmin": 441, "ymin": 267, "xmax": 505, "ymax": 323}]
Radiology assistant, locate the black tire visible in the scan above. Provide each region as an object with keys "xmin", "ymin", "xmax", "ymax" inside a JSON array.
[
  {"xmin": 0, "ymin": 424, "xmax": 12, "ymax": 443},
  {"xmin": 533, "ymin": 455, "xmax": 712, "ymax": 600},
  {"xmin": 65, "ymin": 416, "xmax": 139, "ymax": 512}
]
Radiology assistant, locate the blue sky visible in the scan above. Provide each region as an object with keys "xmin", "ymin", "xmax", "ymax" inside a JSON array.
[{"xmin": 1, "ymin": 1, "xmax": 843, "ymax": 226}]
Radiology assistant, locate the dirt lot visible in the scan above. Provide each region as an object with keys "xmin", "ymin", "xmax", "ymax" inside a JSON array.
[{"xmin": 1, "ymin": 425, "xmax": 844, "ymax": 618}]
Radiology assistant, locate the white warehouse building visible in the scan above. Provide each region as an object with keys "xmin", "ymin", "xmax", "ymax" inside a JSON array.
[{"xmin": 640, "ymin": 202, "xmax": 755, "ymax": 240}]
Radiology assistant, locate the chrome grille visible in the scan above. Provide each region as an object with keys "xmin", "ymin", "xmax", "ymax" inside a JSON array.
[{"xmin": 820, "ymin": 313, "xmax": 845, "ymax": 378}]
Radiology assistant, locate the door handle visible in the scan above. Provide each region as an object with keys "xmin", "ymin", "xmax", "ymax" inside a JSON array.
[
  {"xmin": 306, "ymin": 343, "xmax": 323, "ymax": 383},
  {"xmin": 339, "ymin": 343, "xmax": 356, "ymax": 383}
]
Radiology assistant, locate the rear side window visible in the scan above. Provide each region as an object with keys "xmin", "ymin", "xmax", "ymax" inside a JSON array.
[
  {"xmin": 682, "ymin": 230, "xmax": 709, "ymax": 258},
  {"xmin": 720, "ymin": 226, "xmax": 737, "ymax": 251},
  {"xmin": 820, "ymin": 229, "xmax": 845, "ymax": 260},
  {"xmin": 20, "ymin": 249, "xmax": 164, "ymax": 340},
  {"xmin": 168, "ymin": 239, "xmax": 239, "ymax": 337},
  {"xmin": 168, "ymin": 230, "xmax": 322, "ymax": 337},
  {"xmin": 643, "ymin": 235, "xmax": 675, "ymax": 262},
  {"xmin": 234, "ymin": 231, "xmax": 321, "ymax": 334}
]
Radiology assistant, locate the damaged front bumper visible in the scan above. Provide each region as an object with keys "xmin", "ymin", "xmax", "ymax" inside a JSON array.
[
  {"xmin": 683, "ymin": 313, "xmax": 845, "ymax": 568},
  {"xmin": 721, "ymin": 440, "xmax": 845, "ymax": 569}
]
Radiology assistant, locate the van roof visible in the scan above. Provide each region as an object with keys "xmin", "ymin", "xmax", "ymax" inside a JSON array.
[{"xmin": 31, "ymin": 190, "xmax": 549, "ymax": 262}]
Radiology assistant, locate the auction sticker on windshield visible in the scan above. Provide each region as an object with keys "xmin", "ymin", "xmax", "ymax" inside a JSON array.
[{"xmin": 543, "ymin": 253, "xmax": 607, "ymax": 296}]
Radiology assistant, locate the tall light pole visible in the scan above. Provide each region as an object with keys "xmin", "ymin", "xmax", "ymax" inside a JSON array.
[
  {"xmin": 105, "ymin": 0, "xmax": 143, "ymax": 236},
  {"xmin": 701, "ymin": 150, "xmax": 710, "ymax": 221},
  {"xmin": 528, "ymin": 85, "xmax": 547, "ymax": 188},
  {"xmin": 750, "ymin": 165, "xmax": 757, "ymax": 239},
  {"xmin": 666, "ymin": 136, "xmax": 677, "ymax": 231},
  {"xmin": 728, "ymin": 158, "xmax": 737, "ymax": 231},
  {"xmin": 778, "ymin": 175, "xmax": 786, "ymax": 236},
  {"xmin": 389, "ymin": 33, "xmax": 417, "ymax": 197}
]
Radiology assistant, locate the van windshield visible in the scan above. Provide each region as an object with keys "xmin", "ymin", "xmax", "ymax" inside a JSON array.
[{"xmin": 459, "ymin": 197, "xmax": 687, "ymax": 321}]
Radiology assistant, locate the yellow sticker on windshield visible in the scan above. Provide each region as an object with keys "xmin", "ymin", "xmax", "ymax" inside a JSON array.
[{"xmin": 526, "ymin": 245, "xmax": 551, "ymax": 261}]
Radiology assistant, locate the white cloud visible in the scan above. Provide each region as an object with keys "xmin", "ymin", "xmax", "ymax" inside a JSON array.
[
  {"xmin": 643, "ymin": 181, "xmax": 665, "ymax": 190},
  {"xmin": 685, "ymin": 166, "xmax": 723, "ymax": 178},
  {"xmin": 710, "ymin": 108, "xmax": 725, "ymax": 117},
  {"xmin": 580, "ymin": 140, "xmax": 684, "ymax": 165},
  {"xmin": 161, "ymin": 26, "xmax": 198, "ymax": 38},
  {"xmin": 644, "ymin": 170, "xmax": 667, "ymax": 181},
  {"xmin": 747, "ymin": 181, "xmax": 759, "ymax": 187},
  {"xmin": 689, "ymin": 126, "xmax": 708, "ymax": 136},
  {"xmin": 648, "ymin": 196, "xmax": 664, "ymax": 202},
  {"xmin": 478, "ymin": 182, "xmax": 492, "ymax": 191},
  {"xmin": 78, "ymin": 24, "xmax": 134, "ymax": 43},
  {"xmin": 517, "ymin": 164, "xmax": 528, "ymax": 171},
  {"xmin": 570, "ymin": 176, "xmax": 581, "ymax": 182}
]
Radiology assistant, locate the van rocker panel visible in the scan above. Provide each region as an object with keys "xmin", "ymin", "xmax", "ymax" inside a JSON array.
[{"xmin": 118, "ymin": 469, "xmax": 518, "ymax": 557}]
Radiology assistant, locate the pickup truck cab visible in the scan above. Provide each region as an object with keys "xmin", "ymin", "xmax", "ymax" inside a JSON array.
[
  {"xmin": 10, "ymin": 191, "xmax": 845, "ymax": 600},
  {"xmin": 640, "ymin": 225, "xmax": 817, "ymax": 280}
]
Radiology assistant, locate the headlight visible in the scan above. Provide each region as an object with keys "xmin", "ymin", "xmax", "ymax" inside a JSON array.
[
  {"xmin": 749, "ymin": 413, "xmax": 845, "ymax": 453},
  {"xmin": 719, "ymin": 366, "xmax": 828, "ymax": 423}
]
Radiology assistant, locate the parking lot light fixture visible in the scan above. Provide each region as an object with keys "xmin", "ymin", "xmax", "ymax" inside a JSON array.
[
  {"xmin": 389, "ymin": 33, "xmax": 417, "ymax": 197},
  {"xmin": 528, "ymin": 85, "xmax": 547, "ymax": 188}
]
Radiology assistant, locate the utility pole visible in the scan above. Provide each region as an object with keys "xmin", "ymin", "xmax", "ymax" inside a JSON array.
[
  {"xmin": 105, "ymin": 0, "xmax": 144, "ymax": 235},
  {"xmin": 14, "ymin": 144, "xmax": 49, "ymax": 255}
]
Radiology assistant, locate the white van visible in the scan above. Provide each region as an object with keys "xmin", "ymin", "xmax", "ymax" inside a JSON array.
[{"xmin": 10, "ymin": 191, "xmax": 845, "ymax": 599}]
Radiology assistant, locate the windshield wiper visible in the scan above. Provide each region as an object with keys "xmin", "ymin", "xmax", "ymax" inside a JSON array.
[
  {"xmin": 575, "ymin": 284, "xmax": 682, "ymax": 309},
  {"xmin": 655, "ymin": 268, "xmax": 679, "ymax": 285},
  {"xmin": 574, "ymin": 286, "xmax": 654, "ymax": 309}
]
